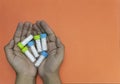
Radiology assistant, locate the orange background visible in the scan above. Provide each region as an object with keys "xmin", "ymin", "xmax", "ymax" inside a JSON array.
[{"xmin": 0, "ymin": 0, "xmax": 120, "ymax": 83}]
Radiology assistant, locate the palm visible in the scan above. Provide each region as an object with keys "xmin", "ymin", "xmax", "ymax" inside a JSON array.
[
  {"xmin": 32, "ymin": 21, "xmax": 64, "ymax": 77},
  {"xmin": 4, "ymin": 22, "xmax": 37, "ymax": 76},
  {"xmin": 12, "ymin": 48, "xmax": 36, "ymax": 76},
  {"xmin": 38, "ymin": 51, "xmax": 58, "ymax": 76}
]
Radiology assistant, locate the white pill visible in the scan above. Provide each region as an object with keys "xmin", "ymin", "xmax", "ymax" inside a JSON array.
[
  {"xmin": 41, "ymin": 33, "xmax": 47, "ymax": 51},
  {"xmin": 22, "ymin": 46, "xmax": 36, "ymax": 62},
  {"xmin": 35, "ymin": 51, "xmax": 48, "ymax": 67},
  {"xmin": 34, "ymin": 35, "xmax": 42, "ymax": 53},
  {"xmin": 28, "ymin": 41, "xmax": 39, "ymax": 58}
]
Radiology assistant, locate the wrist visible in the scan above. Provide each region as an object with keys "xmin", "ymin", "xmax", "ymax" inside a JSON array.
[
  {"xmin": 17, "ymin": 74, "xmax": 35, "ymax": 79},
  {"xmin": 16, "ymin": 74, "xmax": 36, "ymax": 84},
  {"xmin": 17, "ymin": 72, "xmax": 36, "ymax": 78},
  {"xmin": 42, "ymin": 72, "xmax": 61, "ymax": 84}
]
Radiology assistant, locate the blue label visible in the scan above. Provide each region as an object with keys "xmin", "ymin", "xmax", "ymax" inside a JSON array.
[
  {"xmin": 27, "ymin": 41, "xmax": 34, "ymax": 47},
  {"xmin": 41, "ymin": 51, "xmax": 48, "ymax": 57},
  {"xmin": 40, "ymin": 33, "xmax": 47, "ymax": 38}
]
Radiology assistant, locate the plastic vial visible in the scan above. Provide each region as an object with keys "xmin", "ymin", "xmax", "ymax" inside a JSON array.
[
  {"xmin": 40, "ymin": 33, "xmax": 47, "ymax": 51},
  {"xmin": 22, "ymin": 46, "xmax": 36, "ymax": 62},
  {"xmin": 35, "ymin": 51, "xmax": 48, "ymax": 67},
  {"xmin": 27, "ymin": 41, "xmax": 39, "ymax": 58},
  {"xmin": 17, "ymin": 34, "xmax": 33, "ymax": 49},
  {"xmin": 34, "ymin": 35, "xmax": 42, "ymax": 53}
]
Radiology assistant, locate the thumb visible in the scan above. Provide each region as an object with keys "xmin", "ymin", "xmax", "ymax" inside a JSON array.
[{"xmin": 4, "ymin": 39, "xmax": 15, "ymax": 63}]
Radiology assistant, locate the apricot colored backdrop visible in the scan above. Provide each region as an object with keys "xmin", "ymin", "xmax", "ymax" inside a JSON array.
[{"xmin": 1, "ymin": 0, "xmax": 120, "ymax": 83}]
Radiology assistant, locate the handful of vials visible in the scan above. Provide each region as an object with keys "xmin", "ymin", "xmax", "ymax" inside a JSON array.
[{"xmin": 17, "ymin": 33, "xmax": 48, "ymax": 67}]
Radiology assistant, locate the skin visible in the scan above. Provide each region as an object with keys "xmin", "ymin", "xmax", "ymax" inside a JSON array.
[
  {"xmin": 33, "ymin": 21, "xmax": 64, "ymax": 84},
  {"xmin": 4, "ymin": 21, "xmax": 64, "ymax": 84},
  {"xmin": 4, "ymin": 22, "xmax": 36, "ymax": 84}
]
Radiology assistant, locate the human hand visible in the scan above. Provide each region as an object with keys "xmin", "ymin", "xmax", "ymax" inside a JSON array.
[
  {"xmin": 4, "ymin": 22, "xmax": 37, "ymax": 84},
  {"xmin": 33, "ymin": 21, "xmax": 64, "ymax": 84}
]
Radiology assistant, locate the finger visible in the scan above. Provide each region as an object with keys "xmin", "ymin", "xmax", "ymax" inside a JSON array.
[
  {"xmin": 36, "ymin": 21, "xmax": 45, "ymax": 33},
  {"xmin": 4, "ymin": 39, "xmax": 15, "ymax": 63},
  {"xmin": 32, "ymin": 24, "xmax": 42, "ymax": 34},
  {"xmin": 26, "ymin": 23, "xmax": 32, "ymax": 36},
  {"xmin": 32, "ymin": 30, "xmax": 37, "ymax": 36},
  {"xmin": 13, "ymin": 22, "xmax": 23, "ymax": 43},
  {"xmin": 21, "ymin": 22, "xmax": 30, "ymax": 41},
  {"xmin": 55, "ymin": 38, "xmax": 64, "ymax": 61},
  {"xmin": 40, "ymin": 21, "xmax": 56, "ymax": 42}
]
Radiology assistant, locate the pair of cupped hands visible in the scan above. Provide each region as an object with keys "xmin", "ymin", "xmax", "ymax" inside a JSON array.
[{"xmin": 4, "ymin": 21, "xmax": 64, "ymax": 84}]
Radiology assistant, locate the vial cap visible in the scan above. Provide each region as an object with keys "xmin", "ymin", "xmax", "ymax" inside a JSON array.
[
  {"xmin": 40, "ymin": 33, "xmax": 47, "ymax": 38},
  {"xmin": 41, "ymin": 51, "xmax": 48, "ymax": 58},
  {"xmin": 33, "ymin": 35, "xmax": 40, "ymax": 40},
  {"xmin": 27, "ymin": 41, "xmax": 34, "ymax": 47},
  {"xmin": 17, "ymin": 42, "xmax": 24, "ymax": 49},
  {"xmin": 22, "ymin": 46, "xmax": 28, "ymax": 53}
]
